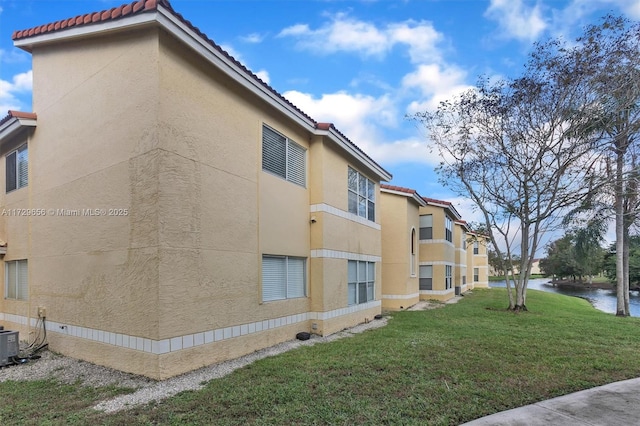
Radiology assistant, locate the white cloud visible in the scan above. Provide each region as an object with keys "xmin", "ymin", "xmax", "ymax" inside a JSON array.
[
  {"xmin": 403, "ymin": 64, "xmax": 472, "ymax": 113},
  {"xmin": 276, "ymin": 13, "xmax": 478, "ymax": 167},
  {"xmin": 365, "ymin": 136, "xmax": 437, "ymax": 166},
  {"xmin": 0, "ymin": 49, "xmax": 29, "ymax": 64},
  {"xmin": 0, "ymin": 70, "xmax": 32, "ymax": 112},
  {"xmin": 484, "ymin": 0, "xmax": 547, "ymax": 42},
  {"xmin": 220, "ymin": 44, "xmax": 270, "ymax": 84},
  {"xmin": 552, "ymin": 0, "xmax": 640, "ymax": 33},
  {"xmin": 255, "ymin": 70, "xmax": 270, "ymax": 84},
  {"xmin": 283, "ymin": 89, "xmax": 440, "ymax": 165},
  {"xmin": 386, "ymin": 21, "xmax": 443, "ymax": 64},
  {"xmin": 12, "ymin": 70, "xmax": 32, "ymax": 92},
  {"xmin": 284, "ymin": 89, "xmax": 396, "ymax": 137},
  {"xmin": 240, "ymin": 32, "xmax": 265, "ymax": 43},
  {"xmin": 220, "ymin": 44, "xmax": 243, "ymax": 62},
  {"xmin": 278, "ymin": 13, "xmax": 442, "ymax": 63}
]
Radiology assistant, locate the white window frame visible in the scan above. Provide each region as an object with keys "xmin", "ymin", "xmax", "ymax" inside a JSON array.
[
  {"xmin": 5, "ymin": 259, "xmax": 27, "ymax": 300},
  {"xmin": 474, "ymin": 267, "xmax": 479, "ymax": 282},
  {"xmin": 473, "ymin": 240, "xmax": 479, "ymax": 255},
  {"xmin": 445, "ymin": 216, "xmax": 453, "ymax": 242},
  {"xmin": 445, "ymin": 265, "xmax": 453, "ymax": 289},
  {"xmin": 6, "ymin": 143, "xmax": 28, "ymax": 193},
  {"xmin": 262, "ymin": 125, "xmax": 306, "ymax": 187},
  {"xmin": 419, "ymin": 214, "xmax": 433, "ymax": 240},
  {"xmin": 348, "ymin": 167, "xmax": 375, "ymax": 222},
  {"xmin": 348, "ymin": 260, "xmax": 375, "ymax": 305},
  {"xmin": 419, "ymin": 265, "xmax": 433, "ymax": 290},
  {"xmin": 262, "ymin": 255, "xmax": 306, "ymax": 302},
  {"xmin": 410, "ymin": 228, "xmax": 416, "ymax": 277}
]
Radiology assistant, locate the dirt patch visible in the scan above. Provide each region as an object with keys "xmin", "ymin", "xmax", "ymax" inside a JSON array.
[{"xmin": 407, "ymin": 295, "xmax": 464, "ymax": 311}]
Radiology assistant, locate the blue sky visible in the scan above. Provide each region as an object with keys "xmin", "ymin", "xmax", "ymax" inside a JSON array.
[{"xmin": 1, "ymin": 0, "xmax": 639, "ymax": 225}]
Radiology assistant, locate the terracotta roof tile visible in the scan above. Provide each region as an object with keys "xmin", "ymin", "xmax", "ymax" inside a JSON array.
[
  {"xmin": 381, "ymin": 184, "xmax": 416, "ymax": 194},
  {"xmin": 12, "ymin": 0, "xmax": 158, "ymax": 40},
  {"xmin": 422, "ymin": 197, "xmax": 452, "ymax": 206},
  {"xmin": 11, "ymin": 0, "xmax": 389, "ymax": 178},
  {"xmin": 0, "ymin": 110, "xmax": 37, "ymax": 126}
]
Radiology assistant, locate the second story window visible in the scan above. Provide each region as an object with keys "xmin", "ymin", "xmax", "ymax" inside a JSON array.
[
  {"xmin": 473, "ymin": 240, "xmax": 479, "ymax": 255},
  {"xmin": 348, "ymin": 167, "xmax": 375, "ymax": 221},
  {"xmin": 445, "ymin": 216, "xmax": 453, "ymax": 242},
  {"xmin": 262, "ymin": 125, "xmax": 306, "ymax": 187},
  {"xmin": 6, "ymin": 144, "xmax": 28, "ymax": 193},
  {"xmin": 419, "ymin": 214, "xmax": 433, "ymax": 239}
]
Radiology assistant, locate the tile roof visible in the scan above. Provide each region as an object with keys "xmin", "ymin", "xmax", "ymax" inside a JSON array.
[
  {"xmin": 381, "ymin": 184, "xmax": 417, "ymax": 194},
  {"xmin": 422, "ymin": 197, "xmax": 452, "ymax": 206},
  {"xmin": 0, "ymin": 110, "xmax": 37, "ymax": 126},
  {"xmin": 380, "ymin": 184, "xmax": 427, "ymax": 206},
  {"xmin": 12, "ymin": 0, "xmax": 163, "ymax": 40},
  {"xmin": 11, "ymin": 0, "xmax": 389, "ymax": 179}
]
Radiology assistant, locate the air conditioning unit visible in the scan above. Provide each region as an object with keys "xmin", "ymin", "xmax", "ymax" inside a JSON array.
[{"xmin": 0, "ymin": 330, "xmax": 19, "ymax": 367}]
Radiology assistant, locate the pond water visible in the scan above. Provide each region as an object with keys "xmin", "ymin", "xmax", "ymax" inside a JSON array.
[{"xmin": 490, "ymin": 278, "xmax": 640, "ymax": 317}]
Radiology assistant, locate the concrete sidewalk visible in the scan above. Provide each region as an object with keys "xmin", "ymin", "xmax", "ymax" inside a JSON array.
[{"xmin": 462, "ymin": 377, "xmax": 640, "ymax": 425}]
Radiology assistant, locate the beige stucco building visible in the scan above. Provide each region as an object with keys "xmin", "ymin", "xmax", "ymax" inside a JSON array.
[
  {"xmin": 0, "ymin": 0, "xmax": 392, "ymax": 379},
  {"xmin": 416, "ymin": 198, "xmax": 461, "ymax": 301},
  {"xmin": 380, "ymin": 186, "xmax": 490, "ymax": 308},
  {"xmin": 468, "ymin": 232, "xmax": 490, "ymax": 288},
  {"xmin": 379, "ymin": 185, "xmax": 426, "ymax": 310}
]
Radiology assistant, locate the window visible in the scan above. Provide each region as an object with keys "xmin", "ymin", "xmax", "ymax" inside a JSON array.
[
  {"xmin": 348, "ymin": 260, "xmax": 375, "ymax": 305},
  {"xmin": 262, "ymin": 255, "xmax": 306, "ymax": 302},
  {"xmin": 445, "ymin": 216, "xmax": 453, "ymax": 242},
  {"xmin": 410, "ymin": 228, "xmax": 416, "ymax": 276},
  {"xmin": 445, "ymin": 265, "xmax": 452, "ymax": 289},
  {"xmin": 473, "ymin": 241, "xmax": 479, "ymax": 255},
  {"xmin": 474, "ymin": 267, "xmax": 479, "ymax": 282},
  {"xmin": 262, "ymin": 125, "xmax": 306, "ymax": 186},
  {"xmin": 463, "ymin": 275, "xmax": 466, "ymax": 285},
  {"xmin": 419, "ymin": 265, "xmax": 432, "ymax": 290},
  {"xmin": 419, "ymin": 215, "xmax": 433, "ymax": 239},
  {"xmin": 5, "ymin": 260, "xmax": 27, "ymax": 300},
  {"xmin": 6, "ymin": 144, "xmax": 28, "ymax": 193},
  {"xmin": 348, "ymin": 167, "xmax": 375, "ymax": 221}
]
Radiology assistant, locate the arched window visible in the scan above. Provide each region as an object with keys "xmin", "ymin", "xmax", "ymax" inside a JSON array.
[{"xmin": 410, "ymin": 228, "xmax": 416, "ymax": 276}]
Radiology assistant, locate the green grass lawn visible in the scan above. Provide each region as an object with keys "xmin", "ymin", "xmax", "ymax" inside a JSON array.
[{"xmin": 4, "ymin": 288, "xmax": 640, "ymax": 425}]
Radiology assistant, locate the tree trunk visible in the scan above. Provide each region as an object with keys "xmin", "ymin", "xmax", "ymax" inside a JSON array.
[
  {"xmin": 624, "ymin": 234, "xmax": 630, "ymax": 315},
  {"xmin": 615, "ymin": 149, "xmax": 626, "ymax": 316},
  {"xmin": 505, "ymin": 271, "xmax": 515, "ymax": 310},
  {"xmin": 515, "ymin": 282, "xmax": 527, "ymax": 312}
]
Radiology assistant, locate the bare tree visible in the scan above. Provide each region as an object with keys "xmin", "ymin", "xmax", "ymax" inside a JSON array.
[{"xmin": 415, "ymin": 43, "xmax": 601, "ymax": 311}]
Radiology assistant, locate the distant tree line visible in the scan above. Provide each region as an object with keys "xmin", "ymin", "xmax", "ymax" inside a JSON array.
[{"xmin": 539, "ymin": 234, "xmax": 640, "ymax": 287}]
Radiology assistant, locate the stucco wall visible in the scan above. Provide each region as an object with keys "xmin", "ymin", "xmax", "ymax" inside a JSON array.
[
  {"xmin": 380, "ymin": 192, "xmax": 420, "ymax": 310},
  {"xmin": 0, "ymin": 23, "xmax": 384, "ymax": 378}
]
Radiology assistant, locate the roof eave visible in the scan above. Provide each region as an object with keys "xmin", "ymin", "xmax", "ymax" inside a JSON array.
[
  {"xmin": 13, "ymin": 6, "xmax": 318, "ymax": 135},
  {"xmin": 0, "ymin": 116, "xmax": 37, "ymax": 142},
  {"xmin": 13, "ymin": 12, "xmax": 158, "ymax": 52},
  {"xmin": 380, "ymin": 187, "xmax": 427, "ymax": 206},
  {"xmin": 317, "ymin": 127, "xmax": 392, "ymax": 182},
  {"xmin": 13, "ymin": 3, "xmax": 391, "ymax": 181},
  {"xmin": 155, "ymin": 8, "xmax": 318, "ymax": 133}
]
